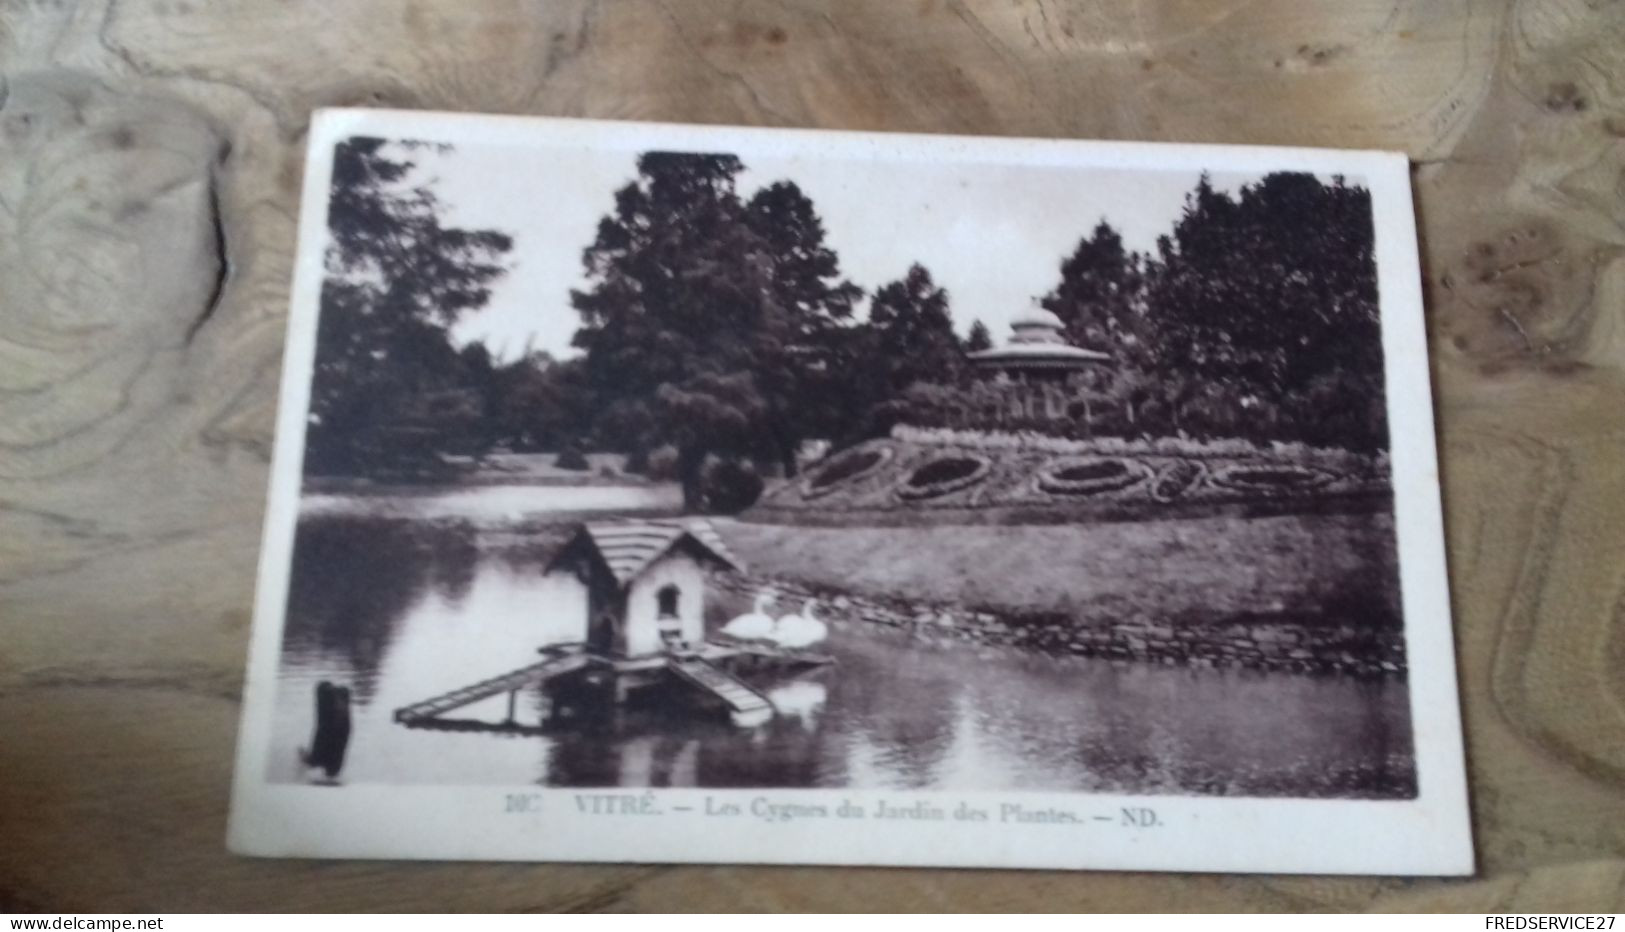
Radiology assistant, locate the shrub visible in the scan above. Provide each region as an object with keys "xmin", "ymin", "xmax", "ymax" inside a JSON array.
[
  {"xmin": 701, "ymin": 458, "xmax": 765, "ymax": 514},
  {"xmin": 622, "ymin": 447, "xmax": 650, "ymax": 475},
  {"xmin": 554, "ymin": 446, "xmax": 590, "ymax": 471},
  {"xmin": 644, "ymin": 445, "xmax": 681, "ymax": 482}
]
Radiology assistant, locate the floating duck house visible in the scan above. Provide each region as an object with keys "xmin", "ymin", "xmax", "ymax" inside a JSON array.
[
  {"xmin": 545, "ymin": 519, "xmax": 743, "ymax": 658},
  {"xmin": 393, "ymin": 519, "xmax": 829, "ymax": 731}
]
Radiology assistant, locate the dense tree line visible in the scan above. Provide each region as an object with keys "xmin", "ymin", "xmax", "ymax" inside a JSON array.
[
  {"xmin": 304, "ymin": 137, "xmax": 513, "ymax": 477},
  {"xmin": 1031, "ymin": 173, "xmax": 1386, "ymax": 450},
  {"xmin": 307, "ymin": 140, "xmax": 1387, "ymax": 511}
]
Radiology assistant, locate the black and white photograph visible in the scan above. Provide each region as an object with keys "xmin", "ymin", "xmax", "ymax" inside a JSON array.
[{"xmin": 230, "ymin": 110, "xmax": 1470, "ymax": 873}]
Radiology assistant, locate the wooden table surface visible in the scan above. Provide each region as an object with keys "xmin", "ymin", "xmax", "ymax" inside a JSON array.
[{"xmin": 3, "ymin": 0, "xmax": 1624, "ymax": 913}]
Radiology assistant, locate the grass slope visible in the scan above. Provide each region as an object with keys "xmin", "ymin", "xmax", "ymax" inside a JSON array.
[{"xmin": 714, "ymin": 512, "xmax": 1399, "ymax": 630}]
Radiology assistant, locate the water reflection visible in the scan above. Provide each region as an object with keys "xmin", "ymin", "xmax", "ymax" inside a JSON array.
[
  {"xmin": 283, "ymin": 516, "xmax": 474, "ymax": 703},
  {"xmin": 765, "ymin": 680, "xmax": 827, "ymax": 726},
  {"xmin": 272, "ymin": 511, "xmax": 1416, "ymax": 798}
]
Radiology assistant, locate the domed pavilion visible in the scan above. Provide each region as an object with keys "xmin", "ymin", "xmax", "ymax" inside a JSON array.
[{"xmin": 967, "ymin": 309, "xmax": 1109, "ymax": 423}]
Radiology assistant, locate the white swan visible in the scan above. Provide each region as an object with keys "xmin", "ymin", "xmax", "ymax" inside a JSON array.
[
  {"xmin": 720, "ymin": 591, "xmax": 776, "ymax": 641},
  {"xmin": 771, "ymin": 600, "xmax": 829, "ymax": 650}
]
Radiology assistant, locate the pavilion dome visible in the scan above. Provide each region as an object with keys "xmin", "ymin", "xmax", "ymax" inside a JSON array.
[
  {"xmin": 966, "ymin": 307, "xmax": 1109, "ymax": 370},
  {"xmin": 1009, "ymin": 308, "xmax": 1069, "ymax": 346},
  {"xmin": 1010, "ymin": 308, "xmax": 1065, "ymax": 331}
]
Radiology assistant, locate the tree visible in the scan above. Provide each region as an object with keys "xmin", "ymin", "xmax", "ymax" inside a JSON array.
[
  {"xmin": 571, "ymin": 153, "xmax": 876, "ymax": 502},
  {"xmin": 867, "ymin": 264, "xmax": 964, "ymax": 393},
  {"xmin": 483, "ymin": 351, "xmax": 596, "ymax": 452},
  {"xmin": 1038, "ymin": 221, "xmax": 1158, "ymax": 432},
  {"xmin": 306, "ymin": 137, "xmax": 513, "ymax": 475},
  {"xmin": 1043, "ymin": 220, "xmax": 1147, "ymax": 361},
  {"xmin": 744, "ymin": 181, "xmax": 863, "ymax": 475},
  {"xmin": 571, "ymin": 151, "xmax": 783, "ymax": 511},
  {"xmin": 848, "ymin": 264, "xmax": 967, "ymax": 437},
  {"xmin": 966, "ymin": 319, "xmax": 994, "ymax": 353},
  {"xmin": 1143, "ymin": 172, "xmax": 1386, "ymax": 449}
]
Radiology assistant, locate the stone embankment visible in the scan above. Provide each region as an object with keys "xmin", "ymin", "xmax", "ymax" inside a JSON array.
[{"xmin": 714, "ymin": 573, "xmax": 1406, "ymax": 678}]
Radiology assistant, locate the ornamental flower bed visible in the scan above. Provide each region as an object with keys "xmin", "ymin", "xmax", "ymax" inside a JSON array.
[
  {"xmin": 891, "ymin": 424, "xmax": 1382, "ymax": 476},
  {"xmin": 801, "ymin": 445, "xmax": 893, "ymax": 500},
  {"xmin": 1149, "ymin": 460, "xmax": 1205, "ymax": 502},
  {"xmin": 1037, "ymin": 457, "xmax": 1152, "ymax": 496},
  {"xmin": 1212, "ymin": 463, "xmax": 1335, "ymax": 495},
  {"xmin": 897, "ymin": 454, "xmax": 993, "ymax": 500},
  {"xmin": 751, "ymin": 430, "xmax": 1389, "ymax": 518}
]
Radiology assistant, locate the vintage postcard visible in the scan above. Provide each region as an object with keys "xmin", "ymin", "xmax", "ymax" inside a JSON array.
[{"xmin": 229, "ymin": 108, "xmax": 1473, "ymax": 874}]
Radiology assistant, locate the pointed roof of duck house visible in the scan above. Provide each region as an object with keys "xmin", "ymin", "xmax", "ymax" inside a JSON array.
[{"xmin": 548, "ymin": 518, "xmax": 745, "ymax": 586}]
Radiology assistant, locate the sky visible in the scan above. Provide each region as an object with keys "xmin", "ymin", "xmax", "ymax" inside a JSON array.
[{"xmin": 406, "ymin": 140, "xmax": 1274, "ymax": 362}]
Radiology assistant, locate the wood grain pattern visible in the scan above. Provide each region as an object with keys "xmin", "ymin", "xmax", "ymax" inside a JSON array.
[{"xmin": 2, "ymin": 0, "xmax": 1623, "ymax": 912}]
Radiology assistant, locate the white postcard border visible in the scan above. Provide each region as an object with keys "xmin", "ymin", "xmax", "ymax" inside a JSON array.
[{"xmin": 228, "ymin": 108, "xmax": 1474, "ymax": 875}]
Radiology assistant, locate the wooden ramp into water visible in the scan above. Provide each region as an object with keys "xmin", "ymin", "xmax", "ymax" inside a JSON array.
[
  {"xmin": 667, "ymin": 656, "xmax": 773, "ymax": 722},
  {"xmin": 394, "ymin": 645, "xmax": 589, "ymax": 726}
]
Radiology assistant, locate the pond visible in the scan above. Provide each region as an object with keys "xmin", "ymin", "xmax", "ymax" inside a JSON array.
[{"xmin": 270, "ymin": 495, "xmax": 1416, "ymax": 798}]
